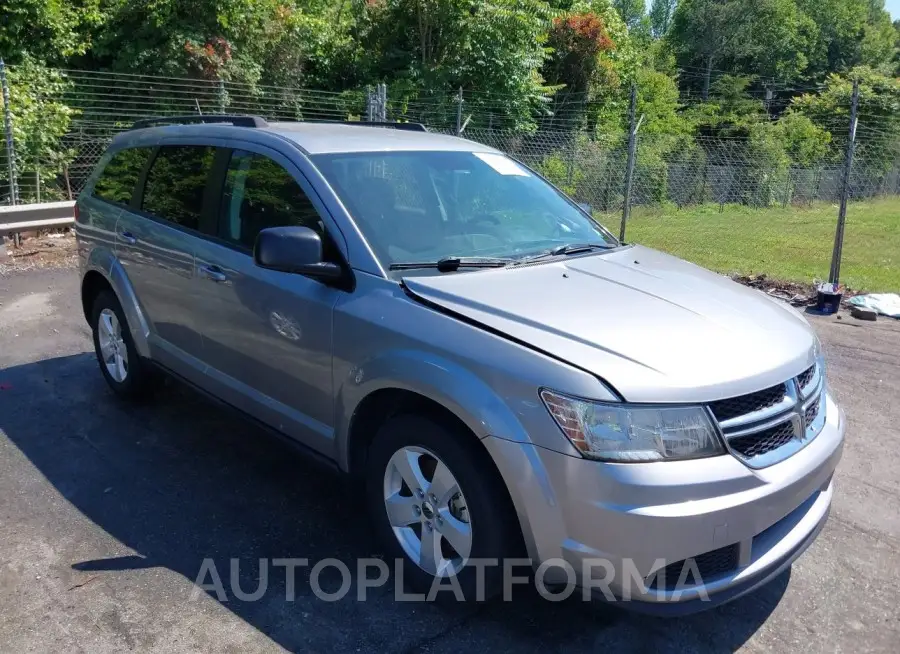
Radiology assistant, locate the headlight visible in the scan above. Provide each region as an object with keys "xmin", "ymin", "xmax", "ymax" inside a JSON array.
[{"xmin": 540, "ymin": 390, "xmax": 725, "ymax": 462}]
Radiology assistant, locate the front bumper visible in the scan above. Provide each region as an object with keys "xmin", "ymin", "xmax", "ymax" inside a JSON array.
[{"xmin": 485, "ymin": 392, "xmax": 844, "ymax": 614}]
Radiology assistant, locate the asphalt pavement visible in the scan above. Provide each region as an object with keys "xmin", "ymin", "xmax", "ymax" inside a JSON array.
[{"xmin": 0, "ymin": 266, "xmax": 898, "ymax": 653}]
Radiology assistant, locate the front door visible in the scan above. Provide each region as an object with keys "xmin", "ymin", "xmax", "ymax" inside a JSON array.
[
  {"xmin": 116, "ymin": 145, "xmax": 217, "ymax": 381},
  {"xmin": 192, "ymin": 147, "xmax": 341, "ymax": 455}
]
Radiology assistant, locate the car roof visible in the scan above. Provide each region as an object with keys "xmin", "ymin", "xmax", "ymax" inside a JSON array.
[
  {"xmin": 267, "ymin": 122, "xmax": 499, "ymax": 155},
  {"xmin": 112, "ymin": 121, "xmax": 501, "ymax": 156}
]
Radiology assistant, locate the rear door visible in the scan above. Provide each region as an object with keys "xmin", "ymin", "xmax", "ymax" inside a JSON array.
[
  {"xmin": 80, "ymin": 146, "xmax": 151, "ymax": 274},
  {"xmin": 115, "ymin": 144, "xmax": 216, "ymax": 380},
  {"xmin": 192, "ymin": 146, "xmax": 344, "ymax": 455}
]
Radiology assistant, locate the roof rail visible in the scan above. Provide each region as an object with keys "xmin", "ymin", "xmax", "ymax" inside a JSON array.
[
  {"xmin": 303, "ymin": 120, "xmax": 428, "ymax": 132},
  {"xmin": 130, "ymin": 115, "xmax": 268, "ymax": 130}
]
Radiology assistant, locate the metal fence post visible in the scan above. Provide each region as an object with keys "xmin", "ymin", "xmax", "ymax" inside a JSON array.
[
  {"xmin": 0, "ymin": 58, "xmax": 21, "ymax": 248},
  {"xmin": 1, "ymin": 59, "xmax": 19, "ymax": 208},
  {"xmin": 217, "ymin": 78, "xmax": 226, "ymax": 114},
  {"xmin": 829, "ymin": 79, "xmax": 859, "ymax": 286},
  {"xmin": 365, "ymin": 84, "xmax": 387, "ymax": 123},
  {"xmin": 455, "ymin": 87, "xmax": 463, "ymax": 135},
  {"xmin": 566, "ymin": 133, "xmax": 576, "ymax": 188},
  {"xmin": 619, "ymin": 83, "xmax": 638, "ymax": 242},
  {"xmin": 366, "ymin": 87, "xmax": 375, "ymax": 122}
]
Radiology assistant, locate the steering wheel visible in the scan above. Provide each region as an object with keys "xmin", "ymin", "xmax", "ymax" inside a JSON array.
[{"xmin": 537, "ymin": 211, "xmax": 567, "ymax": 239}]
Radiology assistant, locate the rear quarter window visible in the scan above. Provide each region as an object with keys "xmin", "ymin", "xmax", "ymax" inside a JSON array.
[{"xmin": 92, "ymin": 147, "xmax": 152, "ymax": 205}]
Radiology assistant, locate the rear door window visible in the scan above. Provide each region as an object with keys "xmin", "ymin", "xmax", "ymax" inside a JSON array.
[
  {"xmin": 141, "ymin": 145, "xmax": 216, "ymax": 230},
  {"xmin": 92, "ymin": 147, "xmax": 151, "ymax": 206}
]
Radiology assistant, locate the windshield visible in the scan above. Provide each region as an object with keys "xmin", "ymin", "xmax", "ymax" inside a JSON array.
[{"xmin": 312, "ymin": 150, "xmax": 617, "ymax": 268}]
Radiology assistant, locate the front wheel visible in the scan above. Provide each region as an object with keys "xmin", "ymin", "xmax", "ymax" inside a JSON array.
[{"xmin": 365, "ymin": 414, "xmax": 519, "ymax": 601}]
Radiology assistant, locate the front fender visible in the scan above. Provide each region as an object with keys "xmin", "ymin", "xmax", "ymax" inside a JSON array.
[
  {"xmin": 334, "ymin": 349, "xmax": 531, "ymax": 472},
  {"xmin": 84, "ymin": 247, "xmax": 151, "ymax": 358}
]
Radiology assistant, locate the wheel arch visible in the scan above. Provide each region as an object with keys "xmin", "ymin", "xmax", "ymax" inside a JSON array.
[
  {"xmin": 82, "ymin": 250, "xmax": 152, "ymax": 358},
  {"xmin": 81, "ymin": 269, "xmax": 113, "ymax": 324},
  {"xmin": 346, "ymin": 386, "xmax": 528, "ymax": 559},
  {"xmin": 334, "ymin": 349, "xmax": 533, "ymax": 472}
]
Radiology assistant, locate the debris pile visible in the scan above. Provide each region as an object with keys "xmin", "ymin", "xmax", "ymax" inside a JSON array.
[{"xmin": 0, "ymin": 230, "xmax": 78, "ymax": 274}]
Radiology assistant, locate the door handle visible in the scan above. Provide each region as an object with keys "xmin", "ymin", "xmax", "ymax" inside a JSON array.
[
  {"xmin": 198, "ymin": 264, "xmax": 227, "ymax": 283},
  {"xmin": 119, "ymin": 231, "xmax": 137, "ymax": 245}
]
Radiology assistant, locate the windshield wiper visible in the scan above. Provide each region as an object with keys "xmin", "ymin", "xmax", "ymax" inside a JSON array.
[
  {"xmin": 389, "ymin": 255, "xmax": 514, "ymax": 272},
  {"xmin": 509, "ymin": 242, "xmax": 614, "ymax": 267}
]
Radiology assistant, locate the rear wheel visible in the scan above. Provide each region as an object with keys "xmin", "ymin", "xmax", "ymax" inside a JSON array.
[
  {"xmin": 91, "ymin": 290, "xmax": 157, "ymax": 400},
  {"xmin": 365, "ymin": 414, "xmax": 518, "ymax": 601}
]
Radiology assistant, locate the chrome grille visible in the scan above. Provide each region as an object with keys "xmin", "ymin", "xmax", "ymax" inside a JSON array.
[
  {"xmin": 728, "ymin": 421, "xmax": 795, "ymax": 458},
  {"xmin": 710, "ymin": 361, "xmax": 825, "ymax": 468},
  {"xmin": 709, "ymin": 383, "xmax": 788, "ymax": 422},
  {"xmin": 797, "ymin": 364, "xmax": 816, "ymax": 390},
  {"xmin": 648, "ymin": 544, "xmax": 739, "ymax": 590},
  {"xmin": 804, "ymin": 396, "xmax": 820, "ymax": 425}
]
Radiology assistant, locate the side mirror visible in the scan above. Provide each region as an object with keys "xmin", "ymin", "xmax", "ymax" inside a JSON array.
[{"xmin": 253, "ymin": 226, "xmax": 343, "ymax": 280}]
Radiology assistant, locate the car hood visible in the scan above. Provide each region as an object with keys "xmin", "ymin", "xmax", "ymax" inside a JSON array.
[{"xmin": 402, "ymin": 245, "xmax": 818, "ymax": 403}]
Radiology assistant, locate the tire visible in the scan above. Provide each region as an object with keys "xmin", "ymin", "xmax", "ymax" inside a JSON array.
[
  {"xmin": 365, "ymin": 414, "xmax": 519, "ymax": 602},
  {"xmin": 91, "ymin": 290, "xmax": 158, "ymax": 400}
]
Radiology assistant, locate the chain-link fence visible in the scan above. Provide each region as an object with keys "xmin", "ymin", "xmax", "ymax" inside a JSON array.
[{"xmin": 2, "ymin": 65, "xmax": 898, "ymax": 290}]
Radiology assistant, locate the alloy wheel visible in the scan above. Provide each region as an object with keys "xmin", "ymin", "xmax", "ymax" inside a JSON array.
[
  {"xmin": 97, "ymin": 308, "xmax": 128, "ymax": 383},
  {"xmin": 383, "ymin": 446, "xmax": 473, "ymax": 577}
]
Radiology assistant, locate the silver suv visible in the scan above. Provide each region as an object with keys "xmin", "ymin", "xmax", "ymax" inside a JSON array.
[{"xmin": 76, "ymin": 116, "xmax": 844, "ymax": 614}]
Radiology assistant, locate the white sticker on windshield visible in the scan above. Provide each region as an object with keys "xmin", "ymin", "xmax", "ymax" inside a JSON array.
[{"xmin": 473, "ymin": 152, "xmax": 530, "ymax": 176}]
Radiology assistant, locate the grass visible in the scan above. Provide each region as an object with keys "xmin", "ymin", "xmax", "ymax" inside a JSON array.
[{"xmin": 601, "ymin": 196, "xmax": 900, "ymax": 292}]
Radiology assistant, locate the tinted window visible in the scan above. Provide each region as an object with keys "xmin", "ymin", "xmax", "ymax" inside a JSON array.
[
  {"xmin": 219, "ymin": 150, "xmax": 323, "ymax": 249},
  {"xmin": 142, "ymin": 146, "xmax": 215, "ymax": 230},
  {"xmin": 92, "ymin": 147, "xmax": 151, "ymax": 205}
]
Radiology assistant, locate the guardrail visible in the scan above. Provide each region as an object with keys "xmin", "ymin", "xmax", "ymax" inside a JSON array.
[{"xmin": 0, "ymin": 201, "xmax": 75, "ymax": 235}]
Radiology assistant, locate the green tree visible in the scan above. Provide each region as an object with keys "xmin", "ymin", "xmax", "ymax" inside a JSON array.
[
  {"xmin": 649, "ymin": 0, "xmax": 678, "ymax": 38},
  {"xmin": 358, "ymin": 0, "xmax": 554, "ymax": 130},
  {"xmin": 772, "ymin": 111, "xmax": 831, "ymax": 166},
  {"xmin": 795, "ymin": 0, "xmax": 897, "ymax": 78},
  {"xmin": 545, "ymin": 1, "xmax": 644, "ymax": 132},
  {"xmin": 0, "ymin": 0, "xmax": 101, "ymax": 65},
  {"xmin": 791, "ymin": 66, "xmax": 900, "ymax": 187},
  {"xmin": 682, "ymin": 74, "xmax": 767, "ymax": 136},
  {"xmin": 1, "ymin": 57, "xmax": 76, "ymax": 202},
  {"xmin": 612, "ymin": 0, "xmax": 646, "ymax": 29},
  {"xmin": 894, "ymin": 19, "xmax": 900, "ymax": 74},
  {"xmin": 85, "ymin": 1, "xmax": 358, "ymax": 88},
  {"xmin": 668, "ymin": 0, "xmax": 816, "ymax": 98},
  {"xmin": 544, "ymin": 12, "xmax": 617, "ymax": 98},
  {"xmin": 792, "ymin": 66, "xmax": 900, "ymax": 142}
]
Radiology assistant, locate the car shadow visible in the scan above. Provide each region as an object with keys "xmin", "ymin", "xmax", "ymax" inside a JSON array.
[{"xmin": 0, "ymin": 353, "xmax": 788, "ymax": 652}]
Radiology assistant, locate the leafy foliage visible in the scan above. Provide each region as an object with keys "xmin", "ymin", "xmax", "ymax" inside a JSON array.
[
  {"xmin": 355, "ymin": 0, "xmax": 554, "ymax": 130},
  {"xmin": 669, "ymin": 0, "xmax": 818, "ymax": 94},
  {"xmin": 771, "ymin": 112, "xmax": 832, "ymax": 166},
  {"xmin": 611, "ymin": 0, "xmax": 646, "ymax": 30},
  {"xmin": 649, "ymin": 0, "xmax": 678, "ymax": 38},
  {"xmin": 545, "ymin": 12, "xmax": 616, "ymax": 97},
  {"xmin": 1, "ymin": 0, "xmax": 898, "ymax": 212},
  {"xmin": 668, "ymin": 0, "xmax": 897, "ymax": 93},
  {"xmin": 795, "ymin": 0, "xmax": 897, "ymax": 79},
  {"xmin": 1, "ymin": 57, "xmax": 76, "ymax": 201},
  {"xmin": 792, "ymin": 65, "xmax": 900, "ymax": 171},
  {"xmin": 0, "ymin": 0, "xmax": 101, "ymax": 66}
]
